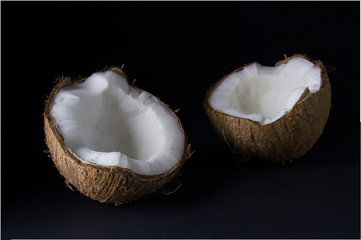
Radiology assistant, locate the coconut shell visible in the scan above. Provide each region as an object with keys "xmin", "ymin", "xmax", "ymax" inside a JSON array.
[
  {"xmin": 44, "ymin": 67, "xmax": 191, "ymax": 205},
  {"xmin": 205, "ymin": 55, "xmax": 331, "ymax": 163}
]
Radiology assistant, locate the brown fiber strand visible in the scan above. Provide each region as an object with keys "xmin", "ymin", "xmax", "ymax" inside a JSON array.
[
  {"xmin": 162, "ymin": 180, "xmax": 183, "ymax": 195},
  {"xmin": 44, "ymin": 67, "xmax": 191, "ymax": 205},
  {"xmin": 204, "ymin": 54, "xmax": 331, "ymax": 163}
]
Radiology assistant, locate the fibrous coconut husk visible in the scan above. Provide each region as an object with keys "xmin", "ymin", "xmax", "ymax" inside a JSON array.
[
  {"xmin": 44, "ymin": 67, "xmax": 191, "ymax": 205},
  {"xmin": 205, "ymin": 55, "xmax": 331, "ymax": 163}
]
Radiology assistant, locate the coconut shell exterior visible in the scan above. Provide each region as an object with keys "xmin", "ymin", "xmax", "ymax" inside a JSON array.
[
  {"xmin": 205, "ymin": 55, "xmax": 331, "ymax": 163},
  {"xmin": 44, "ymin": 67, "xmax": 191, "ymax": 205}
]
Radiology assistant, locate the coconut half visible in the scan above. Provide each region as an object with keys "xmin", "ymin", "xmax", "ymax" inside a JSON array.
[
  {"xmin": 44, "ymin": 67, "xmax": 190, "ymax": 204},
  {"xmin": 205, "ymin": 55, "xmax": 331, "ymax": 162}
]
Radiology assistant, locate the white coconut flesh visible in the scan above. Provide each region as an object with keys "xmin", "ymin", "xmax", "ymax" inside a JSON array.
[
  {"xmin": 51, "ymin": 71, "xmax": 184, "ymax": 175},
  {"xmin": 209, "ymin": 57, "xmax": 322, "ymax": 125}
]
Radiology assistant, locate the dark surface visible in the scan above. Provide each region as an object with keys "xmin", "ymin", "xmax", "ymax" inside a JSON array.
[{"xmin": 1, "ymin": 1, "xmax": 360, "ymax": 239}]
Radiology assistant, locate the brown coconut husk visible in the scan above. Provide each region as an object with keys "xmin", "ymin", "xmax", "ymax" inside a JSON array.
[
  {"xmin": 205, "ymin": 54, "xmax": 331, "ymax": 163},
  {"xmin": 44, "ymin": 67, "xmax": 191, "ymax": 205}
]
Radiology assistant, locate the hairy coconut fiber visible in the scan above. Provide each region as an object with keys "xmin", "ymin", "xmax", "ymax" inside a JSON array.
[
  {"xmin": 205, "ymin": 55, "xmax": 331, "ymax": 163},
  {"xmin": 44, "ymin": 67, "xmax": 191, "ymax": 205}
]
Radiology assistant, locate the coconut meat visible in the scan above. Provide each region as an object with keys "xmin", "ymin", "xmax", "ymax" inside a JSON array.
[
  {"xmin": 209, "ymin": 57, "xmax": 321, "ymax": 125},
  {"xmin": 51, "ymin": 71, "xmax": 184, "ymax": 175}
]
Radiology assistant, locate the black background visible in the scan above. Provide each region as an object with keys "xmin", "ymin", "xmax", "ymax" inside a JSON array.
[{"xmin": 2, "ymin": 1, "xmax": 360, "ymax": 239}]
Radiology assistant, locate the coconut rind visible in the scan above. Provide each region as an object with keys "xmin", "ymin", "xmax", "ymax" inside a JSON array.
[
  {"xmin": 44, "ymin": 67, "xmax": 190, "ymax": 205},
  {"xmin": 205, "ymin": 55, "xmax": 331, "ymax": 163}
]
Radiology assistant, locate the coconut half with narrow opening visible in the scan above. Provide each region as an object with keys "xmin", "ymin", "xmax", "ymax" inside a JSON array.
[
  {"xmin": 205, "ymin": 55, "xmax": 331, "ymax": 162},
  {"xmin": 44, "ymin": 67, "xmax": 191, "ymax": 205}
]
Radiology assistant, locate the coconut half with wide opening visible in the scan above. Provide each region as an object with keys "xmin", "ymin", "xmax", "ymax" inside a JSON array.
[
  {"xmin": 205, "ymin": 55, "xmax": 331, "ymax": 162},
  {"xmin": 44, "ymin": 67, "xmax": 190, "ymax": 205}
]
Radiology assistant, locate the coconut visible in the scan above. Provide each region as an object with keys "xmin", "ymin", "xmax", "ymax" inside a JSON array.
[
  {"xmin": 44, "ymin": 67, "xmax": 191, "ymax": 205},
  {"xmin": 205, "ymin": 54, "xmax": 331, "ymax": 163}
]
